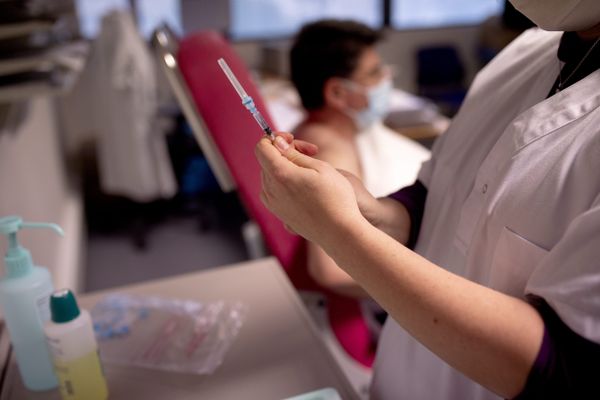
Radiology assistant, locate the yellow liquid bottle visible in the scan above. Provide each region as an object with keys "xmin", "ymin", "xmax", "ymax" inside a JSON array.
[{"xmin": 44, "ymin": 289, "xmax": 109, "ymax": 400}]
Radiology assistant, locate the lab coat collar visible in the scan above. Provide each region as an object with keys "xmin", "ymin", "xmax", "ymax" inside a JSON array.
[{"xmin": 512, "ymin": 68, "xmax": 600, "ymax": 153}]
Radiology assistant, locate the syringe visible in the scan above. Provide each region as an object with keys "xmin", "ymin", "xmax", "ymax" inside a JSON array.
[{"xmin": 217, "ymin": 58, "xmax": 275, "ymax": 140}]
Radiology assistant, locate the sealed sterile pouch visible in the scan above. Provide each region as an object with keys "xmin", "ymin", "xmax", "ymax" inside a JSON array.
[{"xmin": 90, "ymin": 294, "xmax": 247, "ymax": 375}]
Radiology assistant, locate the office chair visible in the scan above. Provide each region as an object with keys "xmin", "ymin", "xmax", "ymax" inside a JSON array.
[{"xmin": 154, "ymin": 28, "xmax": 375, "ymax": 367}]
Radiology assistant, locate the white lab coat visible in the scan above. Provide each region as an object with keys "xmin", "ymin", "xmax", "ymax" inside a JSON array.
[
  {"xmin": 371, "ymin": 28, "xmax": 600, "ymax": 400},
  {"xmin": 87, "ymin": 11, "xmax": 176, "ymax": 202}
]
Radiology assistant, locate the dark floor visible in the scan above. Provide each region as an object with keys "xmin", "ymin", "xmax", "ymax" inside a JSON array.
[{"xmin": 84, "ymin": 193, "xmax": 250, "ymax": 292}]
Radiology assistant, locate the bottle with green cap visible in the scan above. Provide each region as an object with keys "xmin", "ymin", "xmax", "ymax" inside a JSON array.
[
  {"xmin": 0, "ymin": 215, "xmax": 61, "ymax": 391},
  {"xmin": 44, "ymin": 289, "xmax": 108, "ymax": 400}
]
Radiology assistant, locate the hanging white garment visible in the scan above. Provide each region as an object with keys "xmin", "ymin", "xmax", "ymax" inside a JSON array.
[
  {"xmin": 88, "ymin": 11, "xmax": 176, "ymax": 202},
  {"xmin": 356, "ymin": 121, "xmax": 430, "ymax": 198},
  {"xmin": 372, "ymin": 28, "xmax": 600, "ymax": 400}
]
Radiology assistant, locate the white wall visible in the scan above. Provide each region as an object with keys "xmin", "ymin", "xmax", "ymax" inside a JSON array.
[
  {"xmin": 0, "ymin": 97, "xmax": 84, "ymax": 294},
  {"xmin": 181, "ymin": 0, "xmax": 229, "ymax": 34}
]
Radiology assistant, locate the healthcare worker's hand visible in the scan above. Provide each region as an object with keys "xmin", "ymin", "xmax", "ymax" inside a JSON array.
[
  {"xmin": 337, "ymin": 169, "xmax": 411, "ymax": 244},
  {"xmin": 263, "ymin": 132, "xmax": 411, "ymax": 243},
  {"xmin": 256, "ymin": 134, "xmax": 366, "ymax": 246},
  {"xmin": 267, "ymin": 132, "xmax": 393, "ymax": 230},
  {"xmin": 336, "ymin": 169, "xmax": 380, "ymax": 223},
  {"xmin": 272, "ymin": 133, "xmax": 378, "ymax": 224},
  {"xmin": 273, "ymin": 132, "xmax": 319, "ymax": 157}
]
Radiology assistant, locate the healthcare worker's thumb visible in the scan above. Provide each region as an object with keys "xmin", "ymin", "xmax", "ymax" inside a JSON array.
[{"xmin": 274, "ymin": 135, "xmax": 318, "ymax": 169}]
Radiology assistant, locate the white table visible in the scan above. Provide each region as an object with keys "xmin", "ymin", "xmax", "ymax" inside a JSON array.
[{"xmin": 0, "ymin": 257, "xmax": 359, "ymax": 400}]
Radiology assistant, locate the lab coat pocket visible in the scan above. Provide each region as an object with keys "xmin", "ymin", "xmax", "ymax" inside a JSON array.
[{"xmin": 488, "ymin": 227, "xmax": 548, "ymax": 298}]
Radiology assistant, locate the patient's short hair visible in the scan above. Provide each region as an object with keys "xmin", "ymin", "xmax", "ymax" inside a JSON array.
[{"xmin": 290, "ymin": 20, "xmax": 382, "ymax": 111}]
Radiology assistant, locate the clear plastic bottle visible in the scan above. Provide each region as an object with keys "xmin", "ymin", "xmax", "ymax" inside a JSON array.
[
  {"xmin": 0, "ymin": 216, "xmax": 60, "ymax": 391},
  {"xmin": 44, "ymin": 289, "xmax": 109, "ymax": 400}
]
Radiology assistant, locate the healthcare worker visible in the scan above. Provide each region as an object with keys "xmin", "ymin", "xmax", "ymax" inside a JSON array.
[{"xmin": 255, "ymin": 0, "xmax": 600, "ymax": 398}]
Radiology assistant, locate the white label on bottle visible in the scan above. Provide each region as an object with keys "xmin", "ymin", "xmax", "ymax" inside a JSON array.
[
  {"xmin": 45, "ymin": 335, "xmax": 64, "ymax": 358},
  {"xmin": 36, "ymin": 291, "xmax": 52, "ymax": 323}
]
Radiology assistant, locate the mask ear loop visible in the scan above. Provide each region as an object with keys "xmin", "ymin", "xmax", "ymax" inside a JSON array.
[
  {"xmin": 340, "ymin": 63, "xmax": 396, "ymax": 93},
  {"xmin": 330, "ymin": 78, "xmax": 366, "ymax": 129},
  {"xmin": 339, "ymin": 78, "xmax": 367, "ymax": 95},
  {"xmin": 337, "ymin": 79, "xmax": 368, "ymax": 117}
]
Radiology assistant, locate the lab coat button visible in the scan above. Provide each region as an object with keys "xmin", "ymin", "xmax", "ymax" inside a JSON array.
[{"xmin": 482, "ymin": 184, "xmax": 488, "ymax": 194}]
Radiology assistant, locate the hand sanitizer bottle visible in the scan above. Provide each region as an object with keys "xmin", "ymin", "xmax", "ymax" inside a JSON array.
[
  {"xmin": 44, "ymin": 289, "xmax": 109, "ymax": 400},
  {"xmin": 0, "ymin": 216, "xmax": 61, "ymax": 391}
]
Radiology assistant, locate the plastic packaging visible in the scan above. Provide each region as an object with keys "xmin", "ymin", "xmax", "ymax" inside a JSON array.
[
  {"xmin": 90, "ymin": 293, "xmax": 247, "ymax": 374},
  {"xmin": 45, "ymin": 289, "xmax": 108, "ymax": 400},
  {"xmin": 0, "ymin": 216, "xmax": 61, "ymax": 391},
  {"xmin": 284, "ymin": 388, "xmax": 342, "ymax": 400}
]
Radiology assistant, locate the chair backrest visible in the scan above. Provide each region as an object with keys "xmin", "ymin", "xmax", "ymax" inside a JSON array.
[{"xmin": 172, "ymin": 30, "xmax": 374, "ymax": 367}]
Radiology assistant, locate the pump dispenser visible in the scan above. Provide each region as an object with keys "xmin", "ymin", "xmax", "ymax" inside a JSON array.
[{"xmin": 0, "ymin": 216, "xmax": 61, "ymax": 391}]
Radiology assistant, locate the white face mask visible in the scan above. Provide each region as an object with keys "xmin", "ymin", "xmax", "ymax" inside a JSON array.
[
  {"xmin": 509, "ymin": 0, "xmax": 600, "ymax": 31},
  {"xmin": 343, "ymin": 77, "xmax": 393, "ymax": 130}
]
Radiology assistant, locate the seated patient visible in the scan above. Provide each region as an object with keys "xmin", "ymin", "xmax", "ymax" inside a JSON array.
[{"xmin": 290, "ymin": 20, "xmax": 429, "ymax": 298}]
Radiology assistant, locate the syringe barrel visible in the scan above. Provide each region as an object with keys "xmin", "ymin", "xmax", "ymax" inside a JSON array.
[
  {"xmin": 253, "ymin": 112, "xmax": 272, "ymax": 134},
  {"xmin": 242, "ymin": 97, "xmax": 273, "ymax": 137}
]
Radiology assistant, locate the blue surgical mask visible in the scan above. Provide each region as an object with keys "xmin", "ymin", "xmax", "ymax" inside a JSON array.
[{"xmin": 344, "ymin": 78, "xmax": 393, "ymax": 130}]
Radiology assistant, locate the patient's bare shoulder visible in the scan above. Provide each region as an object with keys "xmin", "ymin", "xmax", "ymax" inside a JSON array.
[
  {"xmin": 293, "ymin": 122, "xmax": 361, "ymax": 176},
  {"xmin": 294, "ymin": 122, "xmax": 337, "ymax": 146}
]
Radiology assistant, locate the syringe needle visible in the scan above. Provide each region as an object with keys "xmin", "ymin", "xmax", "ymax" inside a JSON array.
[{"xmin": 218, "ymin": 58, "xmax": 248, "ymax": 99}]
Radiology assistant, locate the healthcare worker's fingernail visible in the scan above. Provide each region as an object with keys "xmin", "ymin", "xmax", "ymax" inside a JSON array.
[{"xmin": 275, "ymin": 136, "xmax": 289, "ymax": 151}]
